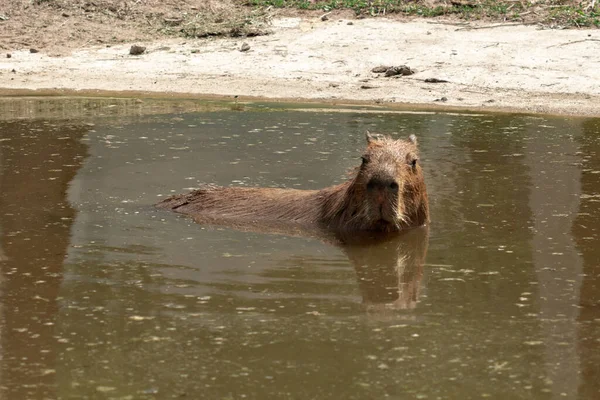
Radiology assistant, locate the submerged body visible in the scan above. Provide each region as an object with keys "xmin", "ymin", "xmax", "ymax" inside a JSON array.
[{"xmin": 157, "ymin": 133, "xmax": 429, "ymax": 233}]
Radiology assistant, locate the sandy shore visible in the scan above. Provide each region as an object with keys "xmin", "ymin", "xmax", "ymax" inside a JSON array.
[{"xmin": 1, "ymin": 16, "xmax": 599, "ymax": 117}]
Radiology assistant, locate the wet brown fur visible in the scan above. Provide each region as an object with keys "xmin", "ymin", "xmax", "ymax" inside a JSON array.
[{"xmin": 156, "ymin": 133, "xmax": 429, "ymax": 233}]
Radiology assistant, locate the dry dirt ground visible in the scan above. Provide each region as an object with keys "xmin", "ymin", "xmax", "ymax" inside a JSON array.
[{"xmin": 1, "ymin": 1, "xmax": 599, "ymax": 117}]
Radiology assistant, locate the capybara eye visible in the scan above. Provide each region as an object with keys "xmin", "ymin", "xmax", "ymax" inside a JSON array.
[
  {"xmin": 389, "ymin": 182, "xmax": 399, "ymax": 191},
  {"xmin": 361, "ymin": 156, "xmax": 370, "ymax": 165},
  {"xmin": 411, "ymin": 159, "xmax": 418, "ymax": 168}
]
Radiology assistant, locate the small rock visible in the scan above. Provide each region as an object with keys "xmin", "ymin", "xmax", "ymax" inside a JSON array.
[
  {"xmin": 11, "ymin": 69, "xmax": 16, "ymax": 73},
  {"xmin": 30, "ymin": 48, "xmax": 39, "ymax": 54},
  {"xmin": 240, "ymin": 42, "xmax": 250, "ymax": 52},
  {"xmin": 385, "ymin": 65, "xmax": 415, "ymax": 77},
  {"xmin": 424, "ymin": 78, "xmax": 449, "ymax": 83},
  {"xmin": 371, "ymin": 65, "xmax": 390, "ymax": 73},
  {"xmin": 434, "ymin": 97, "xmax": 448, "ymax": 102},
  {"xmin": 321, "ymin": 13, "xmax": 330, "ymax": 21},
  {"xmin": 360, "ymin": 84, "xmax": 378, "ymax": 90},
  {"xmin": 129, "ymin": 45, "xmax": 146, "ymax": 55},
  {"xmin": 347, "ymin": 21, "xmax": 354, "ymax": 25},
  {"xmin": 372, "ymin": 65, "xmax": 415, "ymax": 76},
  {"xmin": 328, "ymin": 83, "xmax": 339, "ymax": 88},
  {"xmin": 62, "ymin": 12, "xmax": 70, "ymax": 17},
  {"xmin": 399, "ymin": 65, "xmax": 415, "ymax": 75},
  {"xmin": 6, "ymin": 53, "xmax": 11, "ymax": 58}
]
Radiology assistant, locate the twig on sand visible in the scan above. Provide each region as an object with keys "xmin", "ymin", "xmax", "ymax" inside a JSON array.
[
  {"xmin": 456, "ymin": 22, "xmax": 527, "ymax": 31},
  {"xmin": 547, "ymin": 38, "xmax": 600, "ymax": 48},
  {"xmin": 426, "ymin": 21, "xmax": 469, "ymax": 26}
]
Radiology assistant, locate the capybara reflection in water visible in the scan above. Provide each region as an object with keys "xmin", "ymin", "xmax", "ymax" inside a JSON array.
[{"xmin": 156, "ymin": 132, "xmax": 429, "ymax": 233}]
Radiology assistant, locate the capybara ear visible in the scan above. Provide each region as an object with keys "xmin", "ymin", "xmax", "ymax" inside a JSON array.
[
  {"xmin": 366, "ymin": 131, "xmax": 376, "ymax": 144},
  {"xmin": 408, "ymin": 134, "xmax": 418, "ymax": 146},
  {"xmin": 366, "ymin": 131, "xmax": 384, "ymax": 145}
]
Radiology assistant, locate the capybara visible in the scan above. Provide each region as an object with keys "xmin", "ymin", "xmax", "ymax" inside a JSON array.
[{"xmin": 156, "ymin": 132, "xmax": 429, "ymax": 233}]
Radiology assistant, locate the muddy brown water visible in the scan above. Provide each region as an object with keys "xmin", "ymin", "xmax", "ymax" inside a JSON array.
[{"xmin": 0, "ymin": 98, "xmax": 599, "ymax": 399}]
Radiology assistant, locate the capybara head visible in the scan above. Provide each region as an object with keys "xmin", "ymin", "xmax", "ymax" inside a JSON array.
[{"xmin": 347, "ymin": 132, "xmax": 428, "ymax": 231}]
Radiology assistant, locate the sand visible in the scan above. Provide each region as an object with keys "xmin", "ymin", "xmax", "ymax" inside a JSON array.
[{"xmin": 2, "ymin": 16, "xmax": 599, "ymax": 117}]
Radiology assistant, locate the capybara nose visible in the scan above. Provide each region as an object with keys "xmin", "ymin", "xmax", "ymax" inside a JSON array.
[{"xmin": 367, "ymin": 177, "xmax": 399, "ymax": 192}]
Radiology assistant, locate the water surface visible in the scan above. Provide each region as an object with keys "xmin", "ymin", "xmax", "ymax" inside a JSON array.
[{"xmin": 0, "ymin": 98, "xmax": 599, "ymax": 399}]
